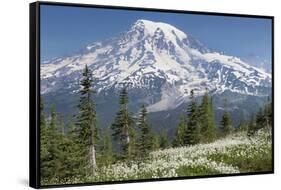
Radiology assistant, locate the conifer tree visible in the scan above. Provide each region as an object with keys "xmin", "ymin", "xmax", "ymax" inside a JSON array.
[
  {"xmin": 199, "ymin": 91, "xmax": 216, "ymax": 142},
  {"xmin": 159, "ymin": 130, "xmax": 169, "ymax": 149},
  {"xmin": 39, "ymin": 99, "xmax": 46, "ymax": 140},
  {"xmin": 57, "ymin": 113, "xmax": 65, "ymax": 134},
  {"xmin": 59, "ymin": 119, "xmax": 81, "ymax": 179},
  {"xmin": 209, "ymin": 97, "xmax": 218, "ymax": 137},
  {"xmin": 236, "ymin": 111, "xmax": 247, "ymax": 132},
  {"xmin": 55, "ymin": 114, "xmax": 67, "ymax": 181},
  {"xmin": 98, "ymin": 128, "xmax": 113, "ymax": 166},
  {"xmin": 256, "ymin": 108, "xmax": 266, "ymax": 130},
  {"xmin": 75, "ymin": 65, "xmax": 98, "ymax": 176},
  {"xmin": 111, "ymin": 87, "xmax": 135, "ymax": 160},
  {"xmin": 237, "ymin": 121, "xmax": 247, "ymax": 132},
  {"xmin": 220, "ymin": 99, "xmax": 232, "ymax": 135},
  {"xmin": 44, "ymin": 106, "xmax": 61, "ymax": 179},
  {"xmin": 220, "ymin": 111, "xmax": 232, "ymax": 135},
  {"xmin": 40, "ymin": 104, "xmax": 73, "ymax": 181},
  {"xmin": 137, "ymin": 104, "xmax": 153, "ymax": 158},
  {"xmin": 266, "ymin": 101, "xmax": 272, "ymax": 128},
  {"xmin": 56, "ymin": 134, "xmax": 74, "ymax": 180},
  {"xmin": 184, "ymin": 89, "xmax": 200, "ymax": 145},
  {"xmin": 103, "ymin": 131, "xmax": 113, "ymax": 165},
  {"xmin": 151, "ymin": 133, "xmax": 160, "ymax": 151},
  {"xmin": 40, "ymin": 98, "xmax": 46, "ymax": 128},
  {"xmin": 40, "ymin": 98, "xmax": 49, "ymax": 179},
  {"xmin": 265, "ymin": 101, "xmax": 272, "ymax": 129},
  {"xmin": 255, "ymin": 100, "xmax": 272, "ymax": 132},
  {"xmin": 247, "ymin": 115, "xmax": 256, "ymax": 136},
  {"xmin": 173, "ymin": 115, "xmax": 186, "ymax": 147}
]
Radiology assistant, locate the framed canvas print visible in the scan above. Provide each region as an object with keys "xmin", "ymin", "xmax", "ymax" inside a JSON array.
[{"xmin": 29, "ymin": 1, "xmax": 274, "ymax": 188}]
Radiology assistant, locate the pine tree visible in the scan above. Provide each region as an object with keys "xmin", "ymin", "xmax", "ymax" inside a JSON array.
[
  {"xmin": 40, "ymin": 103, "xmax": 73, "ymax": 181},
  {"xmin": 75, "ymin": 65, "xmax": 98, "ymax": 176},
  {"xmin": 220, "ymin": 99, "xmax": 232, "ymax": 135},
  {"xmin": 151, "ymin": 133, "xmax": 160, "ymax": 150},
  {"xmin": 184, "ymin": 89, "xmax": 200, "ymax": 145},
  {"xmin": 266, "ymin": 101, "xmax": 272, "ymax": 128},
  {"xmin": 111, "ymin": 87, "xmax": 135, "ymax": 160},
  {"xmin": 173, "ymin": 115, "xmax": 186, "ymax": 147},
  {"xmin": 247, "ymin": 115, "xmax": 256, "ymax": 137},
  {"xmin": 98, "ymin": 128, "xmax": 113, "ymax": 166},
  {"xmin": 255, "ymin": 100, "xmax": 272, "ymax": 132},
  {"xmin": 103, "ymin": 131, "xmax": 113, "ymax": 165},
  {"xmin": 256, "ymin": 108, "xmax": 266, "ymax": 130},
  {"xmin": 52, "ymin": 115, "xmax": 82, "ymax": 181},
  {"xmin": 265, "ymin": 101, "xmax": 272, "ymax": 129},
  {"xmin": 55, "ymin": 113, "xmax": 66, "ymax": 181},
  {"xmin": 137, "ymin": 104, "xmax": 153, "ymax": 158},
  {"xmin": 199, "ymin": 91, "xmax": 216, "ymax": 142},
  {"xmin": 237, "ymin": 121, "xmax": 247, "ymax": 132},
  {"xmin": 63, "ymin": 119, "xmax": 81, "ymax": 179},
  {"xmin": 56, "ymin": 134, "xmax": 75, "ymax": 180},
  {"xmin": 44, "ymin": 106, "xmax": 61, "ymax": 179},
  {"xmin": 209, "ymin": 97, "xmax": 217, "ymax": 136},
  {"xmin": 40, "ymin": 98, "xmax": 49, "ymax": 179},
  {"xmin": 57, "ymin": 113, "xmax": 65, "ymax": 134},
  {"xmin": 40, "ymin": 98, "xmax": 46, "ymax": 128},
  {"xmin": 220, "ymin": 111, "xmax": 232, "ymax": 135},
  {"xmin": 236, "ymin": 111, "xmax": 247, "ymax": 132},
  {"xmin": 159, "ymin": 130, "xmax": 169, "ymax": 149}
]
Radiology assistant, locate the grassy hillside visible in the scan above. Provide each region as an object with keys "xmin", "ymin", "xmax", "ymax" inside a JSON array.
[{"xmin": 42, "ymin": 128, "xmax": 272, "ymax": 185}]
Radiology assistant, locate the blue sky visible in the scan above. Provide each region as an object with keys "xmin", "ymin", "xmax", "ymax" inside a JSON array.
[{"xmin": 40, "ymin": 5, "xmax": 272, "ymax": 64}]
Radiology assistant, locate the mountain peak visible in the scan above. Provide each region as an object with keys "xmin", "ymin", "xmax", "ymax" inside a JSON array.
[
  {"xmin": 41, "ymin": 19, "xmax": 271, "ymax": 111},
  {"xmin": 131, "ymin": 19, "xmax": 188, "ymax": 41}
]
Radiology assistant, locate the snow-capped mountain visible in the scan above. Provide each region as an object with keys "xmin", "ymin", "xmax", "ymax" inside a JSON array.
[{"xmin": 41, "ymin": 19, "xmax": 271, "ymax": 113}]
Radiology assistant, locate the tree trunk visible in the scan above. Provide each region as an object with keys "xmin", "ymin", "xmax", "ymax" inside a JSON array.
[{"xmin": 90, "ymin": 145, "xmax": 96, "ymax": 175}]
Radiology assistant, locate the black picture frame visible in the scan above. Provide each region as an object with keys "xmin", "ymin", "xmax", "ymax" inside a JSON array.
[{"xmin": 30, "ymin": 1, "xmax": 274, "ymax": 189}]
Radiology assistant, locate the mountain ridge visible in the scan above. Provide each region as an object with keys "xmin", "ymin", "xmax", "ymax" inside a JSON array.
[{"xmin": 41, "ymin": 19, "xmax": 272, "ymax": 112}]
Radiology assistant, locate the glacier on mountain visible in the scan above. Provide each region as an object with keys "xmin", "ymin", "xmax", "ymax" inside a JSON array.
[{"xmin": 41, "ymin": 19, "xmax": 272, "ymax": 112}]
